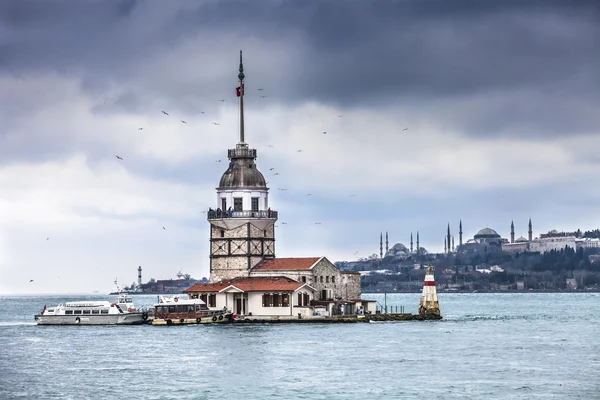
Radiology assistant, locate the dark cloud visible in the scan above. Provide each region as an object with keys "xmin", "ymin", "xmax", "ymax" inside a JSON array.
[{"xmin": 0, "ymin": 0, "xmax": 598, "ymax": 139}]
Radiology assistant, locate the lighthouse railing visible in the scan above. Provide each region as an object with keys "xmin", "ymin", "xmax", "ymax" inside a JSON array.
[{"xmin": 207, "ymin": 209, "xmax": 278, "ymax": 220}]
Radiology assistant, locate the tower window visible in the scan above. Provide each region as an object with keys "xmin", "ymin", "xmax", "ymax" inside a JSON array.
[
  {"xmin": 221, "ymin": 198, "xmax": 226, "ymax": 211},
  {"xmin": 220, "ymin": 230, "xmax": 225, "ymax": 238},
  {"xmin": 251, "ymin": 197, "xmax": 259, "ymax": 212},
  {"xmin": 234, "ymin": 197, "xmax": 243, "ymax": 211},
  {"xmin": 264, "ymin": 229, "xmax": 267, "ymax": 237}
]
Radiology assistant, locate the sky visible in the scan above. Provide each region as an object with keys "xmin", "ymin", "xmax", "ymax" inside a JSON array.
[{"xmin": 1, "ymin": 0, "xmax": 599, "ymax": 294}]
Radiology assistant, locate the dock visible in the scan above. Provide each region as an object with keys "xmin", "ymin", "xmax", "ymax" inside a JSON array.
[{"xmin": 232, "ymin": 313, "xmax": 442, "ymax": 324}]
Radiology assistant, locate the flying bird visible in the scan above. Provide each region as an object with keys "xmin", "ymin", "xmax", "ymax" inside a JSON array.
[
  {"xmin": 269, "ymin": 168, "xmax": 275, "ymax": 170},
  {"xmin": 257, "ymin": 88, "xmax": 264, "ymax": 91},
  {"xmin": 213, "ymin": 122, "xmax": 220, "ymax": 126},
  {"xmin": 162, "ymin": 111, "xmax": 169, "ymax": 115},
  {"xmin": 268, "ymin": 145, "xmax": 274, "ymax": 148},
  {"xmin": 273, "ymin": 172, "xmax": 280, "ymax": 176},
  {"xmin": 354, "ymin": 250, "xmax": 359, "ymax": 255},
  {"xmin": 296, "ymin": 150, "xmax": 303, "ymax": 152},
  {"xmin": 181, "ymin": 120, "xmax": 187, "ymax": 124},
  {"xmin": 260, "ymin": 96, "xmax": 266, "ymax": 98},
  {"xmin": 278, "ymin": 188, "xmax": 287, "ymax": 191},
  {"xmin": 216, "ymin": 159, "xmax": 222, "ymax": 162},
  {"xmin": 348, "ymin": 194, "xmax": 356, "ymax": 197},
  {"xmin": 220, "ymin": 99, "xmax": 225, "ymax": 102},
  {"xmin": 29, "ymin": 279, "xmax": 34, "ymax": 283},
  {"xmin": 338, "ymin": 115, "xmax": 343, "ymax": 118},
  {"xmin": 199, "ymin": 111, "xmax": 205, "ymax": 114},
  {"xmin": 46, "ymin": 238, "xmax": 49, "ymax": 240},
  {"xmin": 281, "ymin": 222, "xmax": 288, "ymax": 225},
  {"xmin": 314, "ymin": 222, "xmax": 322, "ymax": 225},
  {"xmin": 138, "ymin": 128, "xmax": 143, "ymax": 130},
  {"xmin": 305, "ymin": 194, "xmax": 312, "ymax": 196},
  {"xmin": 115, "ymin": 155, "xmax": 123, "ymax": 160},
  {"xmin": 162, "ymin": 227, "xmax": 166, "ymax": 230},
  {"xmin": 403, "ymin": 128, "xmax": 408, "ymax": 131},
  {"xmin": 322, "ymin": 131, "xmax": 327, "ymax": 134}
]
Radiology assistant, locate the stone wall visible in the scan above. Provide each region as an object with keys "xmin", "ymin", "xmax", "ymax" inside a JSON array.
[{"xmin": 341, "ymin": 271, "xmax": 361, "ymax": 299}]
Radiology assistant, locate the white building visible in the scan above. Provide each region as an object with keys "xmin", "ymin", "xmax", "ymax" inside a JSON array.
[{"xmin": 529, "ymin": 237, "xmax": 577, "ymax": 254}]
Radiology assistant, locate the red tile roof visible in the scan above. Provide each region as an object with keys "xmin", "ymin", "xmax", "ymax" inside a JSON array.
[
  {"xmin": 183, "ymin": 276, "xmax": 309, "ymax": 293},
  {"xmin": 251, "ymin": 257, "xmax": 321, "ymax": 271}
]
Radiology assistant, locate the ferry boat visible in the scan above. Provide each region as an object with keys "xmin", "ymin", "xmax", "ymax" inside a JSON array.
[
  {"xmin": 34, "ymin": 292, "xmax": 150, "ymax": 325},
  {"xmin": 152, "ymin": 295, "xmax": 234, "ymax": 325}
]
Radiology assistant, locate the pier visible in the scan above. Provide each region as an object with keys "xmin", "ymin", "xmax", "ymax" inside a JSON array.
[{"xmin": 231, "ymin": 313, "xmax": 442, "ymax": 324}]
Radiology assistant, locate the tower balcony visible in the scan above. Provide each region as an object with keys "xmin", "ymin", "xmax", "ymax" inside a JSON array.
[
  {"xmin": 207, "ymin": 209, "xmax": 278, "ymax": 220},
  {"xmin": 228, "ymin": 148, "xmax": 256, "ymax": 159}
]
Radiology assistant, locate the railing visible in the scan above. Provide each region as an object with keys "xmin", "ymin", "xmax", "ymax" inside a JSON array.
[
  {"xmin": 207, "ymin": 210, "xmax": 278, "ymax": 220},
  {"xmin": 228, "ymin": 148, "xmax": 257, "ymax": 159}
]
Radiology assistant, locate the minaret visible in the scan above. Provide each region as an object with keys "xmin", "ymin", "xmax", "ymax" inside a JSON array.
[
  {"xmin": 511, "ymin": 220, "xmax": 515, "ymax": 243},
  {"xmin": 385, "ymin": 231, "xmax": 389, "ymax": 254},
  {"xmin": 528, "ymin": 218, "xmax": 533, "ymax": 241},
  {"xmin": 451, "ymin": 235, "xmax": 454, "ymax": 252},
  {"xmin": 380, "ymin": 233, "xmax": 383, "ymax": 259},
  {"xmin": 410, "ymin": 233, "xmax": 413, "ymax": 253},
  {"xmin": 459, "ymin": 220, "xmax": 463, "ymax": 246},
  {"xmin": 207, "ymin": 51, "xmax": 277, "ymax": 282},
  {"xmin": 416, "ymin": 231, "xmax": 420, "ymax": 255},
  {"xmin": 447, "ymin": 223, "xmax": 451, "ymax": 254},
  {"xmin": 444, "ymin": 237, "xmax": 447, "ymax": 254}
]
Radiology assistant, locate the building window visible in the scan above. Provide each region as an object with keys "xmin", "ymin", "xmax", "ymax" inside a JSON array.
[
  {"xmin": 326, "ymin": 276, "xmax": 330, "ymax": 283},
  {"xmin": 273, "ymin": 293, "xmax": 280, "ymax": 307},
  {"xmin": 297, "ymin": 293, "xmax": 303, "ymax": 306},
  {"xmin": 221, "ymin": 198, "xmax": 226, "ymax": 210},
  {"xmin": 332, "ymin": 276, "xmax": 335, "ymax": 283},
  {"xmin": 320, "ymin": 276, "xmax": 324, "ymax": 283},
  {"xmin": 303, "ymin": 293, "xmax": 310, "ymax": 306},
  {"xmin": 220, "ymin": 229, "xmax": 225, "ymax": 238},
  {"xmin": 302, "ymin": 276, "xmax": 306, "ymax": 283},
  {"xmin": 251, "ymin": 197, "xmax": 259, "ymax": 212},
  {"xmin": 264, "ymin": 229, "xmax": 267, "ymax": 237},
  {"xmin": 208, "ymin": 294, "xmax": 216, "ymax": 307},
  {"xmin": 282, "ymin": 294, "xmax": 289, "ymax": 307},
  {"xmin": 234, "ymin": 197, "xmax": 243, "ymax": 211},
  {"xmin": 200, "ymin": 294, "xmax": 208, "ymax": 304},
  {"xmin": 263, "ymin": 293, "xmax": 270, "ymax": 307}
]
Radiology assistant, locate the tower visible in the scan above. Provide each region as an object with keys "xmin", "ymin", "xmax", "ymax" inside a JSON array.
[
  {"xmin": 410, "ymin": 232, "xmax": 413, "ymax": 253},
  {"xmin": 416, "ymin": 231, "xmax": 420, "ymax": 255},
  {"xmin": 385, "ymin": 231, "xmax": 389, "ymax": 254},
  {"xmin": 528, "ymin": 218, "xmax": 533, "ymax": 241},
  {"xmin": 511, "ymin": 220, "xmax": 515, "ymax": 243},
  {"xmin": 207, "ymin": 51, "xmax": 277, "ymax": 282},
  {"xmin": 451, "ymin": 235, "xmax": 454, "ymax": 252},
  {"xmin": 419, "ymin": 265, "xmax": 440, "ymax": 316},
  {"xmin": 447, "ymin": 223, "xmax": 451, "ymax": 254},
  {"xmin": 137, "ymin": 266, "xmax": 142, "ymax": 287},
  {"xmin": 380, "ymin": 232, "xmax": 383, "ymax": 259},
  {"xmin": 459, "ymin": 220, "xmax": 463, "ymax": 246},
  {"xmin": 444, "ymin": 237, "xmax": 447, "ymax": 254}
]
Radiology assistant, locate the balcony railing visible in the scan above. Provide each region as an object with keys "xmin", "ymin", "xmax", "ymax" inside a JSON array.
[
  {"xmin": 207, "ymin": 210, "xmax": 278, "ymax": 220},
  {"xmin": 228, "ymin": 148, "xmax": 257, "ymax": 159}
]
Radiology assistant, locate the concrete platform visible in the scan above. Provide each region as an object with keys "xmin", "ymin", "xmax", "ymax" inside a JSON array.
[{"xmin": 232, "ymin": 313, "xmax": 442, "ymax": 324}]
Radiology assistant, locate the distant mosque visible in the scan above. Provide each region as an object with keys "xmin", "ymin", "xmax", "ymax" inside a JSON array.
[
  {"xmin": 379, "ymin": 231, "xmax": 428, "ymax": 260},
  {"xmin": 443, "ymin": 219, "xmax": 534, "ymax": 255}
]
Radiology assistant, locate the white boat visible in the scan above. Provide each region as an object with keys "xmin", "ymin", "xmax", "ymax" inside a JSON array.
[
  {"xmin": 152, "ymin": 294, "xmax": 233, "ymax": 325},
  {"xmin": 34, "ymin": 292, "xmax": 150, "ymax": 326}
]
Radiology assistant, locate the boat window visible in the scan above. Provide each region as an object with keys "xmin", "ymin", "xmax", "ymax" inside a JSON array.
[
  {"xmin": 168, "ymin": 306, "xmax": 175, "ymax": 312},
  {"xmin": 83, "ymin": 310, "xmax": 91, "ymax": 314},
  {"xmin": 92, "ymin": 310, "xmax": 99, "ymax": 314},
  {"xmin": 101, "ymin": 310, "xmax": 109, "ymax": 314},
  {"xmin": 74, "ymin": 310, "xmax": 82, "ymax": 314},
  {"xmin": 65, "ymin": 310, "xmax": 73, "ymax": 315}
]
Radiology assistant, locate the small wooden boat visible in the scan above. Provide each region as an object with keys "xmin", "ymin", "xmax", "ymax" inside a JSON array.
[{"xmin": 151, "ymin": 295, "xmax": 234, "ymax": 325}]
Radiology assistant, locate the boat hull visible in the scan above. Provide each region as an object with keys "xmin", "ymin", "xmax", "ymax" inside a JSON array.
[
  {"xmin": 34, "ymin": 313, "xmax": 149, "ymax": 325},
  {"xmin": 152, "ymin": 313, "xmax": 233, "ymax": 325}
]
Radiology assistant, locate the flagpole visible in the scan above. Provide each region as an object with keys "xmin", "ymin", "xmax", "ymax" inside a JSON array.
[{"xmin": 238, "ymin": 50, "xmax": 245, "ymax": 144}]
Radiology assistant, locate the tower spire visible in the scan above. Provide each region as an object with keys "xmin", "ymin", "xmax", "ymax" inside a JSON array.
[
  {"xmin": 385, "ymin": 231, "xmax": 389, "ymax": 253},
  {"xmin": 238, "ymin": 50, "xmax": 245, "ymax": 144},
  {"xmin": 410, "ymin": 232, "xmax": 413, "ymax": 253},
  {"xmin": 459, "ymin": 220, "xmax": 463, "ymax": 246},
  {"xmin": 528, "ymin": 218, "xmax": 533, "ymax": 242},
  {"xmin": 380, "ymin": 232, "xmax": 383, "ymax": 259},
  {"xmin": 416, "ymin": 231, "xmax": 420, "ymax": 255},
  {"xmin": 511, "ymin": 220, "xmax": 515, "ymax": 243}
]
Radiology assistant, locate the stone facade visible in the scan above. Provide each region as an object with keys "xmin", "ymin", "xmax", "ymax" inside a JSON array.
[
  {"xmin": 341, "ymin": 271, "xmax": 361, "ymax": 299},
  {"xmin": 209, "ymin": 221, "xmax": 276, "ymax": 282}
]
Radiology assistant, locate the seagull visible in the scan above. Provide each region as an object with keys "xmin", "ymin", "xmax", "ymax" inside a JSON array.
[
  {"xmin": 162, "ymin": 111, "xmax": 169, "ymax": 115},
  {"xmin": 220, "ymin": 99, "xmax": 225, "ymax": 102},
  {"xmin": 138, "ymin": 128, "xmax": 143, "ymax": 130},
  {"xmin": 181, "ymin": 120, "xmax": 187, "ymax": 124},
  {"xmin": 348, "ymin": 194, "xmax": 356, "ymax": 197},
  {"xmin": 354, "ymin": 250, "xmax": 359, "ymax": 255},
  {"xmin": 162, "ymin": 227, "xmax": 166, "ymax": 230},
  {"xmin": 296, "ymin": 150, "xmax": 302, "ymax": 152},
  {"xmin": 338, "ymin": 115, "xmax": 343, "ymax": 118},
  {"xmin": 322, "ymin": 131, "xmax": 327, "ymax": 134},
  {"xmin": 269, "ymin": 168, "xmax": 275, "ymax": 170},
  {"xmin": 46, "ymin": 238, "xmax": 49, "ymax": 240},
  {"xmin": 213, "ymin": 122, "xmax": 220, "ymax": 126},
  {"xmin": 273, "ymin": 172, "xmax": 280, "ymax": 176},
  {"xmin": 305, "ymin": 194, "xmax": 312, "ymax": 196},
  {"xmin": 278, "ymin": 188, "xmax": 287, "ymax": 191},
  {"xmin": 260, "ymin": 96, "xmax": 266, "ymax": 98},
  {"xmin": 268, "ymin": 145, "xmax": 274, "ymax": 148},
  {"xmin": 216, "ymin": 159, "xmax": 222, "ymax": 162},
  {"xmin": 257, "ymin": 88, "xmax": 264, "ymax": 91},
  {"xmin": 314, "ymin": 222, "xmax": 322, "ymax": 225},
  {"xmin": 115, "ymin": 155, "xmax": 123, "ymax": 160},
  {"xmin": 200, "ymin": 211, "xmax": 207, "ymax": 214},
  {"xmin": 281, "ymin": 222, "xmax": 288, "ymax": 225},
  {"xmin": 29, "ymin": 279, "xmax": 34, "ymax": 283},
  {"xmin": 199, "ymin": 111, "xmax": 205, "ymax": 114},
  {"xmin": 403, "ymin": 128, "xmax": 408, "ymax": 131}
]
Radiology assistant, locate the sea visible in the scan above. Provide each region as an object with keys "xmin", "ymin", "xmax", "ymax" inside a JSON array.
[{"xmin": 0, "ymin": 292, "xmax": 598, "ymax": 400}]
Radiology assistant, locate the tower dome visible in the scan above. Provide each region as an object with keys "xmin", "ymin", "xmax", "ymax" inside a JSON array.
[
  {"xmin": 218, "ymin": 144, "xmax": 267, "ymax": 189},
  {"xmin": 474, "ymin": 227, "xmax": 500, "ymax": 239}
]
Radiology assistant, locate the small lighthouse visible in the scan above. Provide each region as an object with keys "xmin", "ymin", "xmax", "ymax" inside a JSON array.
[
  {"xmin": 418, "ymin": 265, "xmax": 440, "ymax": 316},
  {"xmin": 137, "ymin": 266, "xmax": 142, "ymax": 287}
]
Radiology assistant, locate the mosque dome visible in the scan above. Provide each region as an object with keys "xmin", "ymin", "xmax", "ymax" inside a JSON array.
[
  {"xmin": 474, "ymin": 228, "xmax": 500, "ymax": 239},
  {"xmin": 515, "ymin": 236, "xmax": 528, "ymax": 243},
  {"xmin": 218, "ymin": 145, "xmax": 267, "ymax": 189},
  {"xmin": 391, "ymin": 243, "xmax": 407, "ymax": 251}
]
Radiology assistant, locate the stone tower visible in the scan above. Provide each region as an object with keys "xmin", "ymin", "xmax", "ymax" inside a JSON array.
[{"xmin": 207, "ymin": 51, "xmax": 277, "ymax": 282}]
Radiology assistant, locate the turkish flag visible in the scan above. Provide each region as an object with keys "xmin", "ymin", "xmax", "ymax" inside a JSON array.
[{"xmin": 236, "ymin": 85, "xmax": 244, "ymax": 97}]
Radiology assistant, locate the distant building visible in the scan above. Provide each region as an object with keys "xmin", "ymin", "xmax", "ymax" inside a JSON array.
[{"xmin": 529, "ymin": 237, "xmax": 576, "ymax": 254}]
